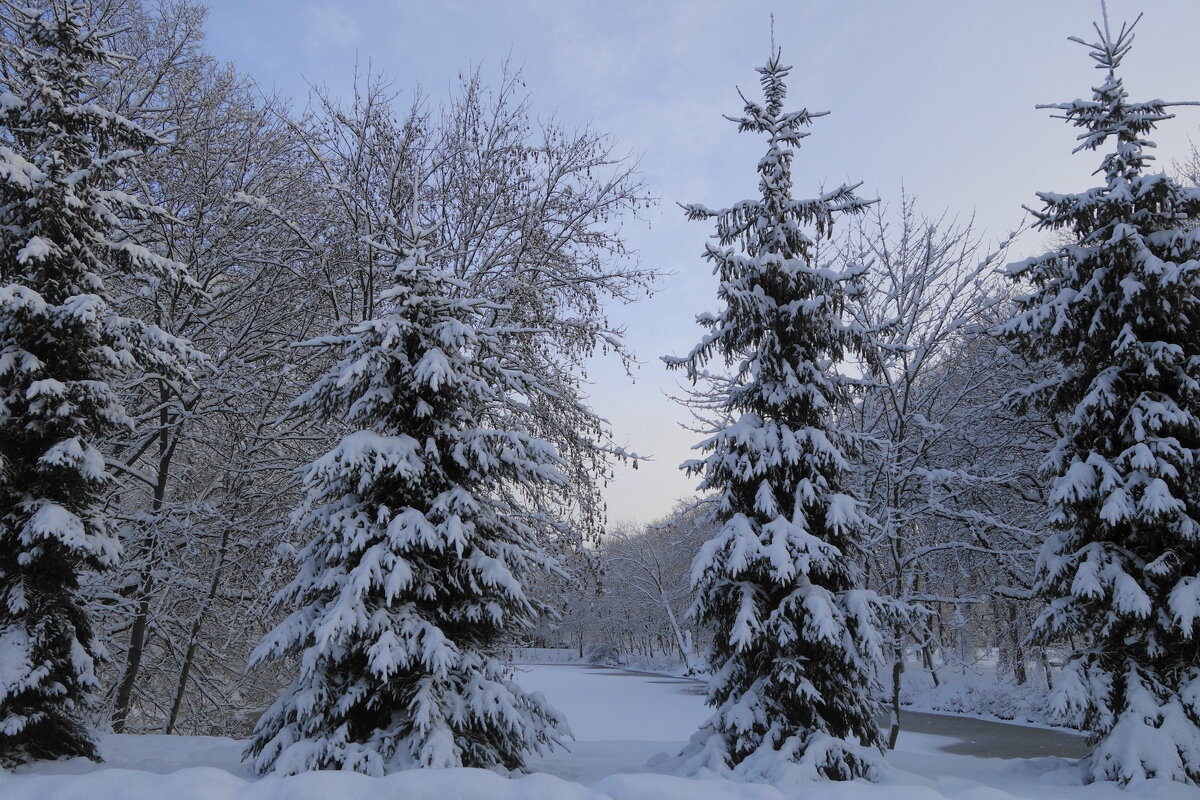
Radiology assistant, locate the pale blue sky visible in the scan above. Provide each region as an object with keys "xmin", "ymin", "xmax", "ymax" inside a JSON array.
[{"xmin": 201, "ymin": 0, "xmax": 1200, "ymax": 525}]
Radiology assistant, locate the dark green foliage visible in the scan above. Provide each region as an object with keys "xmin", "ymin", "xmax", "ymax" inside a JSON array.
[
  {"xmin": 999, "ymin": 17, "xmax": 1200, "ymax": 785},
  {"xmin": 0, "ymin": 1, "xmax": 194, "ymax": 766},
  {"xmin": 667, "ymin": 51, "xmax": 888, "ymax": 782}
]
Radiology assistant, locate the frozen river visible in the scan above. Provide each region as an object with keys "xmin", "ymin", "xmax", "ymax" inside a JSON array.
[{"xmin": 517, "ymin": 663, "xmax": 1087, "ymax": 782}]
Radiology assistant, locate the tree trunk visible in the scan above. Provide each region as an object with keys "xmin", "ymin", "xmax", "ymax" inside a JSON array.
[
  {"xmin": 921, "ymin": 644, "xmax": 940, "ymax": 687},
  {"xmin": 1007, "ymin": 602, "xmax": 1027, "ymax": 685},
  {"xmin": 888, "ymin": 643, "xmax": 904, "ymax": 750},
  {"xmin": 165, "ymin": 526, "xmax": 231, "ymax": 733},
  {"xmin": 110, "ymin": 590, "xmax": 151, "ymax": 733},
  {"xmin": 663, "ymin": 601, "xmax": 700, "ymax": 674},
  {"xmin": 1039, "ymin": 648, "xmax": 1053, "ymax": 692},
  {"xmin": 111, "ymin": 385, "xmax": 175, "ymax": 733}
]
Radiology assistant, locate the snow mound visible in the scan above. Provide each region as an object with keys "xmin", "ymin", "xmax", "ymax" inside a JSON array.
[{"xmin": 6, "ymin": 749, "xmax": 1199, "ymax": 800}]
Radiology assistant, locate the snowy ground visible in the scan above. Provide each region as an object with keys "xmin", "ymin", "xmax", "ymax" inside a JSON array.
[{"xmin": 2, "ymin": 664, "xmax": 1195, "ymax": 799}]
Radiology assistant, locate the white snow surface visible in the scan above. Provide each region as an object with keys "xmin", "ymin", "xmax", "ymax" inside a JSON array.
[{"xmin": 3, "ymin": 664, "xmax": 1196, "ymax": 799}]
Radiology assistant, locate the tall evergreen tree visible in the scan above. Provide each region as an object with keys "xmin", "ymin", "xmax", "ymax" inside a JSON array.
[
  {"xmin": 665, "ymin": 50, "xmax": 888, "ymax": 782},
  {"xmin": 0, "ymin": 0, "xmax": 196, "ymax": 765},
  {"xmin": 999, "ymin": 16, "xmax": 1200, "ymax": 785},
  {"xmin": 246, "ymin": 225, "xmax": 567, "ymax": 776}
]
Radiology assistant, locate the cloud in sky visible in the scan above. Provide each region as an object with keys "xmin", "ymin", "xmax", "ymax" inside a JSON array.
[{"xmin": 300, "ymin": 3, "xmax": 362, "ymax": 52}]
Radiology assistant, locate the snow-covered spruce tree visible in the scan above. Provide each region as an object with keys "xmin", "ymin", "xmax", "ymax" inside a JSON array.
[
  {"xmin": 999, "ymin": 17, "xmax": 1200, "ymax": 785},
  {"xmin": 0, "ymin": 1, "xmax": 196, "ymax": 765},
  {"xmin": 665, "ymin": 50, "xmax": 889, "ymax": 782},
  {"xmin": 246, "ymin": 225, "xmax": 567, "ymax": 776}
]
